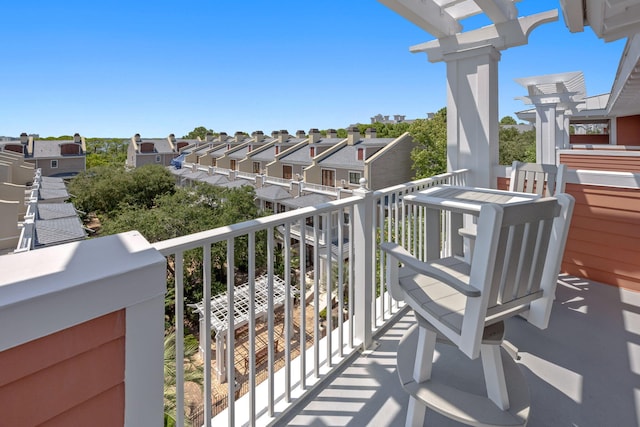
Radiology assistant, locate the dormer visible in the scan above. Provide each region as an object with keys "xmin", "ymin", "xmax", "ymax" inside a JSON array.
[
  {"xmin": 140, "ymin": 142, "xmax": 155, "ymax": 153},
  {"xmin": 60, "ymin": 142, "xmax": 82, "ymax": 155}
]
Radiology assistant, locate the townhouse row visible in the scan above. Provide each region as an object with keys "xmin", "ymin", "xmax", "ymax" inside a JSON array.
[{"xmin": 141, "ymin": 127, "xmax": 417, "ymax": 212}]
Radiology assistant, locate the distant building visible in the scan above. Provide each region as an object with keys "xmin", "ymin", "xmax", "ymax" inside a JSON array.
[
  {"xmin": 0, "ymin": 133, "xmax": 87, "ymax": 178},
  {"xmin": 126, "ymin": 133, "xmax": 197, "ymax": 168}
]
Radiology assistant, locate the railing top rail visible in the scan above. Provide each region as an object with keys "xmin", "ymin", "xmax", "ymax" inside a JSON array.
[
  {"xmin": 152, "ymin": 195, "xmax": 362, "ymax": 255},
  {"xmin": 373, "ymin": 169, "xmax": 469, "ymax": 197}
]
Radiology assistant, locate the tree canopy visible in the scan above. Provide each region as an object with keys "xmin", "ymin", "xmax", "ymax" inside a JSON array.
[
  {"xmin": 500, "ymin": 116, "xmax": 518, "ymax": 125},
  {"xmin": 408, "ymin": 108, "xmax": 448, "ymax": 179},
  {"xmin": 182, "ymin": 126, "xmax": 216, "ymax": 140}
]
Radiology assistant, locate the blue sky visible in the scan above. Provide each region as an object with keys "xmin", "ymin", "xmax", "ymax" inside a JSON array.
[{"xmin": 1, "ymin": 1, "xmax": 626, "ymax": 138}]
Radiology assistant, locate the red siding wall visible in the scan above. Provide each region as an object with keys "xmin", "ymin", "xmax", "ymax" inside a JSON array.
[
  {"xmin": 570, "ymin": 134, "xmax": 610, "ymax": 145},
  {"xmin": 560, "ymin": 153, "xmax": 640, "ymax": 173},
  {"xmin": 617, "ymin": 115, "xmax": 640, "ymax": 146},
  {"xmin": 562, "ymin": 183, "xmax": 640, "ymax": 292},
  {"xmin": 0, "ymin": 310, "xmax": 126, "ymax": 425}
]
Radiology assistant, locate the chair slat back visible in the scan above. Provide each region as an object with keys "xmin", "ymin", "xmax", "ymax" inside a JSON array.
[
  {"xmin": 509, "ymin": 161, "xmax": 566, "ymax": 197},
  {"xmin": 469, "ymin": 196, "xmax": 571, "ymax": 337}
]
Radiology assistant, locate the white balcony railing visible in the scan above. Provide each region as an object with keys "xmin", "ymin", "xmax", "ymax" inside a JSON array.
[{"xmin": 152, "ymin": 169, "xmax": 468, "ymax": 426}]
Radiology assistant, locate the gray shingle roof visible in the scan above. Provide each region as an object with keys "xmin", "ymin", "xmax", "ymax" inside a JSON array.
[
  {"xmin": 34, "ymin": 217, "xmax": 86, "ymax": 247},
  {"xmin": 39, "ymin": 176, "xmax": 67, "ymax": 190},
  {"xmin": 219, "ymin": 180, "xmax": 255, "ymax": 189},
  {"xmin": 280, "ymin": 138, "xmax": 343, "ymax": 164},
  {"xmin": 255, "ymin": 185, "xmax": 292, "ymax": 202},
  {"xmin": 36, "ymin": 203, "xmax": 78, "ymax": 220},
  {"xmin": 32, "ymin": 140, "xmax": 83, "ymax": 158},
  {"xmin": 138, "ymin": 138, "xmax": 175, "ymax": 154},
  {"xmin": 38, "ymin": 188, "xmax": 69, "ymax": 202},
  {"xmin": 279, "ymin": 193, "xmax": 332, "ymax": 209},
  {"xmin": 317, "ymin": 138, "xmax": 395, "ymax": 169},
  {"xmin": 200, "ymin": 175, "xmax": 229, "ymax": 185}
]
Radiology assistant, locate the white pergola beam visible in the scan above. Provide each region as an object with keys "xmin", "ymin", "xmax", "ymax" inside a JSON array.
[
  {"xmin": 560, "ymin": 0, "xmax": 585, "ymax": 33},
  {"xmin": 474, "ymin": 0, "xmax": 517, "ymax": 23},
  {"xmin": 377, "ymin": 0, "xmax": 462, "ymax": 38},
  {"xmin": 411, "ymin": 10, "xmax": 558, "ymax": 62}
]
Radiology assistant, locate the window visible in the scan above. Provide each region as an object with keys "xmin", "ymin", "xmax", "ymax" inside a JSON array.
[
  {"xmin": 155, "ymin": 155, "xmax": 161, "ymax": 163},
  {"xmin": 310, "ymin": 147, "xmax": 315, "ymax": 157},
  {"xmin": 357, "ymin": 148, "xmax": 364, "ymax": 161},
  {"xmin": 230, "ymin": 159, "xmax": 237, "ymax": 170},
  {"xmin": 283, "ymin": 165, "xmax": 293, "ymax": 180},
  {"xmin": 51, "ymin": 160, "xmax": 58, "ymax": 168},
  {"xmin": 322, "ymin": 169, "xmax": 335, "ymax": 187},
  {"xmin": 275, "ymin": 146, "xmax": 279, "ymax": 155},
  {"xmin": 349, "ymin": 171, "xmax": 361, "ymax": 185},
  {"xmin": 253, "ymin": 162, "xmax": 261, "ymax": 174}
]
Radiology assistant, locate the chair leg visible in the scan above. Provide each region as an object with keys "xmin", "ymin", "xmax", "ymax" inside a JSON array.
[
  {"xmin": 480, "ymin": 343, "xmax": 509, "ymax": 410},
  {"xmin": 413, "ymin": 324, "xmax": 437, "ymax": 383},
  {"xmin": 405, "ymin": 395, "xmax": 427, "ymax": 427}
]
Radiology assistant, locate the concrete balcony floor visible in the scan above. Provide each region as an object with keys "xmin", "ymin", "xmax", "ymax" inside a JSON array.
[{"xmin": 281, "ymin": 275, "xmax": 640, "ymax": 427}]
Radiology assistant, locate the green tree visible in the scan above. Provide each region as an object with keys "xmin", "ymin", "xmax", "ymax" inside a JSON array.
[
  {"xmin": 68, "ymin": 164, "xmax": 175, "ymax": 217},
  {"xmin": 183, "ymin": 126, "xmax": 215, "ymax": 140},
  {"xmin": 408, "ymin": 108, "xmax": 447, "ymax": 178},
  {"xmin": 499, "ymin": 128, "xmax": 536, "ymax": 165},
  {"xmin": 500, "ymin": 116, "xmax": 518, "ymax": 125}
]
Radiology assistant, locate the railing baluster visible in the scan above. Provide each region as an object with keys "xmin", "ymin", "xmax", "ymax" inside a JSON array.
[
  {"xmin": 337, "ymin": 207, "xmax": 344, "ymax": 356},
  {"xmin": 248, "ymin": 232, "xmax": 256, "ymax": 426},
  {"xmin": 226, "ymin": 239, "xmax": 235, "ymax": 427},
  {"xmin": 267, "ymin": 228, "xmax": 275, "ymax": 417},
  {"xmin": 284, "ymin": 223, "xmax": 292, "ymax": 402},
  {"xmin": 313, "ymin": 214, "xmax": 320, "ymax": 378},
  {"xmin": 299, "ymin": 217, "xmax": 307, "ymax": 390},
  {"xmin": 175, "ymin": 251, "xmax": 184, "ymax": 427},
  {"xmin": 324, "ymin": 213, "xmax": 333, "ymax": 368},
  {"xmin": 203, "ymin": 245, "xmax": 212, "ymax": 427}
]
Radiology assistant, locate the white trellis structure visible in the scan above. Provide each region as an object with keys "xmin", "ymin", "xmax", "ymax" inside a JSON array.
[{"xmin": 190, "ymin": 274, "xmax": 294, "ymax": 382}]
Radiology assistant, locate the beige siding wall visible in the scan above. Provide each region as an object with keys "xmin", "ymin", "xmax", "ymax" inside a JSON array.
[
  {"xmin": 366, "ymin": 137, "xmax": 415, "ymax": 190},
  {"xmin": 35, "ymin": 157, "xmax": 85, "ymax": 177}
]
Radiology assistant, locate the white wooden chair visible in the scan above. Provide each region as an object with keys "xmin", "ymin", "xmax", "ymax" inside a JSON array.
[
  {"xmin": 459, "ymin": 161, "xmax": 567, "ymax": 259},
  {"xmin": 509, "ymin": 161, "xmax": 566, "ymax": 196},
  {"xmin": 382, "ymin": 194, "xmax": 574, "ymax": 426}
]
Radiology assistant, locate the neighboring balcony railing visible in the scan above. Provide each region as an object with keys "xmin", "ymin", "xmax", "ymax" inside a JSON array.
[{"xmin": 151, "ymin": 169, "xmax": 468, "ymax": 427}]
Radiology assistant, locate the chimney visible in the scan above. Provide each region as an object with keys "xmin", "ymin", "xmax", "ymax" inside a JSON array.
[
  {"xmin": 20, "ymin": 132, "xmax": 28, "ymax": 144},
  {"xmin": 134, "ymin": 133, "xmax": 141, "ymax": 142},
  {"xmin": 271, "ymin": 130, "xmax": 279, "ymax": 138},
  {"xmin": 252, "ymin": 130, "xmax": 265, "ymax": 143},
  {"xmin": 347, "ymin": 126, "xmax": 360, "ymax": 145},
  {"xmin": 326, "ymin": 129, "xmax": 337, "ymax": 138},
  {"xmin": 308, "ymin": 128, "xmax": 321, "ymax": 144},
  {"xmin": 73, "ymin": 133, "xmax": 81, "ymax": 143},
  {"xmin": 235, "ymin": 131, "xmax": 245, "ymax": 143},
  {"xmin": 168, "ymin": 133, "xmax": 176, "ymax": 143},
  {"xmin": 365, "ymin": 128, "xmax": 376, "ymax": 139},
  {"xmin": 278, "ymin": 129, "xmax": 289, "ymax": 143},
  {"xmin": 218, "ymin": 132, "xmax": 228, "ymax": 142},
  {"xmin": 296, "ymin": 130, "xmax": 306, "ymax": 138},
  {"xmin": 205, "ymin": 132, "xmax": 214, "ymax": 142}
]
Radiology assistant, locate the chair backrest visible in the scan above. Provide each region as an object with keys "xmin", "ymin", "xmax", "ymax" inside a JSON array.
[
  {"xmin": 460, "ymin": 193, "xmax": 575, "ymax": 357},
  {"xmin": 509, "ymin": 161, "xmax": 566, "ymax": 196}
]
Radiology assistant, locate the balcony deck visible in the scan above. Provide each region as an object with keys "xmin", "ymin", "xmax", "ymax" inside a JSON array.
[{"xmin": 282, "ymin": 275, "xmax": 640, "ymax": 427}]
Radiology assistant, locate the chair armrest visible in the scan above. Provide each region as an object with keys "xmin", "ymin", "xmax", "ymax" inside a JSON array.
[{"xmin": 380, "ymin": 242, "xmax": 480, "ymax": 297}]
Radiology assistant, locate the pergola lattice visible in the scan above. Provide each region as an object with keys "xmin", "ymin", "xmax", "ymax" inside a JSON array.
[{"xmin": 190, "ymin": 273, "xmax": 295, "ymax": 382}]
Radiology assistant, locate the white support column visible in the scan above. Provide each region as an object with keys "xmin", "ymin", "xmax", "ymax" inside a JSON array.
[
  {"xmin": 353, "ymin": 179, "xmax": 373, "ymax": 349},
  {"xmin": 535, "ymin": 103, "xmax": 558, "ymax": 165},
  {"xmin": 445, "ymin": 45, "xmax": 501, "ymax": 188}
]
